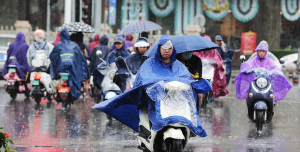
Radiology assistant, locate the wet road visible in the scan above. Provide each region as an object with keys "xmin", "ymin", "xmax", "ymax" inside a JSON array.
[{"xmin": 1, "ymin": 73, "xmax": 300, "ymax": 152}]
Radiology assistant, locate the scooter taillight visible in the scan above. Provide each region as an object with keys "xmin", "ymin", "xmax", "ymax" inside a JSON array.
[
  {"xmin": 61, "ymin": 94, "xmax": 67, "ymax": 98},
  {"xmin": 62, "ymin": 81, "xmax": 68, "ymax": 87},
  {"xmin": 9, "ymin": 73, "xmax": 15, "ymax": 78}
]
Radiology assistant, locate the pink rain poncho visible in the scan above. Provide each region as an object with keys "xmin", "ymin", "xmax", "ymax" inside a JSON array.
[
  {"xmin": 193, "ymin": 35, "xmax": 229, "ymax": 99},
  {"xmin": 234, "ymin": 44, "xmax": 292, "ymax": 101}
]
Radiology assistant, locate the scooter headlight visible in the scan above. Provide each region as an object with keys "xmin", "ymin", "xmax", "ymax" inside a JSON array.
[{"xmin": 256, "ymin": 77, "xmax": 268, "ymax": 88}]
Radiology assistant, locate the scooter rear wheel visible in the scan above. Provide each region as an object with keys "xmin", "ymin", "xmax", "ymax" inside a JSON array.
[{"xmin": 10, "ymin": 91, "xmax": 17, "ymax": 100}]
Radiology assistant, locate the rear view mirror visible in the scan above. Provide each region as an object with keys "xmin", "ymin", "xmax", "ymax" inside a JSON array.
[
  {"xmin": 240, "ymin": 55, "xmax": 246, "ymax": 62},
  {"xmin": 96, "ymin": 50, "xmax": 102, "ymax": 58},
  {"xmin": 279, "ymin": 58, "xmax": 285, "ymax": 64}
]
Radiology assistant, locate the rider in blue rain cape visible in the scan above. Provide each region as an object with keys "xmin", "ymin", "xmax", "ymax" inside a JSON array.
[
  {"xmin": 93, "ymin": 36, "xmax": 131, "ymax": 87},
  {"xmin": 50, "ymin": 28, "xmax": 89, "ymax": 100},
  {"xmin": 93, "ymin": 35, "xmax": 211, "ymax": 137}
]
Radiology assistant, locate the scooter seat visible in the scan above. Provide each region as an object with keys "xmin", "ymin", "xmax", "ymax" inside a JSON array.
[{"xmin": 32, "ymin": 67, "xmax": 48, "ymax": 72}]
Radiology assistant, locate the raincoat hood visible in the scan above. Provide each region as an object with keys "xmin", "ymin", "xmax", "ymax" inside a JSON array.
[
  {"xmin": 154, "ymin": 35, "xmax": 177, "ymax": 68},
  {"xmin": 125, "ymin": 34, "xmax": 133, "ymax": 41},
  {"xmin": 52, "ymin": 31, "xmax": 61, "ymax": 45},
  {"xmin": 259, "ymin": 40, "xmax": 269, "ymax": 50},
  {"xmin": 255, "ymin": 43, "xmax": 268, "ymax": 60},
  {"xmin": 94, "ymin": 34, "xmax": 100, "ymax": 41},
  {"xmin": 16, "ymin": 32, "xmax": 25, "ymax": 43},
  {"xmin": 100, "ymin": 35, "xmax": 109, "ymax": 45},
  {"xmin": 114, "ymin": 36, "xmax": 125, "ymax": 50},
  {"xmin": 60, "ymin": 28, "xmax": 71, "ymax": 44}
]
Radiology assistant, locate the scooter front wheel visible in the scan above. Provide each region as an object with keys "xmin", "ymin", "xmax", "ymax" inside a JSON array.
[
  {"xmin": 256, "ymin": 111, "xmax": 264, "ymax": 131},
  {"xmin": 166, "ymin": 139, "xmax": 183, "ymax": 152}
]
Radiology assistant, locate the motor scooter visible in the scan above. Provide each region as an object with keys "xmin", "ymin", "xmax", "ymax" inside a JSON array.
[
  {"xmin": 138, "ymin": 81, "xmax": 203, "ymax": 152},
  {"xmin": 240, "ymin": 55, "xmax": 285, "ymax": 131},
  {"xmin": 30, "ymin": 50, "xmax": 54, "ymax": 107},
  {"xmin": 4, "ymin": 65, "xmax": 30, "ymax": 100},
  {"xmin": 93, "ymin": 51, "xmax": 122, "ymax": 119},
  {"xmin": 54, "ymin": 73, "xmax": 72, "ymax": 109}
]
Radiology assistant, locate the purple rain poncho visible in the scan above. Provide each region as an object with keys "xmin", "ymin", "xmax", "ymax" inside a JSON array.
[
  {"xmin": 234, "ymin": 44, "xmax": 292, "ymax": 101},
  {"xmin": 2, "ymin": 32, "xmax": 31, "ymax": 80}
]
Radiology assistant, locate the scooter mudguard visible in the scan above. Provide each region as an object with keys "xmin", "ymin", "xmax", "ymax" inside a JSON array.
[
  {"xmin": 163, "ymin": 128, "xmax": 185, "ymax": 140},
  {"xmin": 254, "ymin": 101, "xmax": 267, "ymax": 110},
  {"xmin": 105, "ymin": 91, "xmax": 118, "ymax": 100}
]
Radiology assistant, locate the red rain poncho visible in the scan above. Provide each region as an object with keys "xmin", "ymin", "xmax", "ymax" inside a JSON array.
[{"xmin": 193, "ymin": 35, "xmax": 229, "ymax": 99}]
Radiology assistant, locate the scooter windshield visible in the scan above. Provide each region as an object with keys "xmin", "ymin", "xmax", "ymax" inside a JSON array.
[
  {"xmin": 146, "ymin": 81, "xmax": 198, "ymax": 127},
  {"xmin": 201, "ymin": 59, "xmax": 216, "ymax": 79}
]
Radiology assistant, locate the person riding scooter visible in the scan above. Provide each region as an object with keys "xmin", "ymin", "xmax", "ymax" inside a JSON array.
[
  {"xmin": 93, "ymin": 35, "xmax": 211, "ymax": 152},
  {"xmin": 3, "ymin": 32, "xmax": 31, "ymax": 80},
  {"xmin": 2, "ymin": 32, "xmax": 32, "ymax": 99},
  {"xmin": 93, "ymin": 36, "xmax": 131, "ymax": 88},
  {"xmin": 113, "ymin": 37, "xmax": 150, "ymax": 92},
  {"xmin": 234, "ymin": 43, "xmax": 292, "ymax": 122},
  {"xmin": 194, "ymin": 34, "xmax": 229, "ymax": 101},
  {"xmin": 27, "ymin": 29, "xmax": 54, "ymax": 67},
  {"xmin": 176, "ymin": 52, "xmax": 203, "ymax": 108},
  {"xmin": 50, "ymin": 28, "xmax": 89, "ymax": 101}
]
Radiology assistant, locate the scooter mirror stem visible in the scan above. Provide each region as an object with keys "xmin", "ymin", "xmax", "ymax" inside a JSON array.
[{"xmin": 96, "ymin": 50, "xmax": 102, "ymax": 57}]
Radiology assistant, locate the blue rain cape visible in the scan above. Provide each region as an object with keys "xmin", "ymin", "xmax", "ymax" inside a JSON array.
[
  {"xmin": 93, "ymin": 35, "xmax": 211, "ymax": 137},
  {"xmin": 2, "ymin": 32, "xmax": 31, "ymax": 80},
  {"xmin": 93, "ymin": 36, "xmax": 130, "ymax": 87},
  {"xmin": 50, "ymin": 28, "xmax": 89, "ymax": 100}
]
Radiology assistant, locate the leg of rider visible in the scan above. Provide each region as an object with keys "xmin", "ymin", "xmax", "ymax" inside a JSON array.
[
  {"xmin": 247, "ymin": 99, "xmax": 254, "ymax": 120},
  {"xmin": 198, "ymin": 94, "xmax": 203, "ymax": 108},
  {"xmin": 139, "ymin": 109, "xmax": 151, "ymax": 137}
]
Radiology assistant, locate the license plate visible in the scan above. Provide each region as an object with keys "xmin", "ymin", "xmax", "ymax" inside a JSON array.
[
  {"xmin": 8, "ymin": 68, "xmax": 16, "ymax": 72},
  {"xmin": 61, "ymin": 75, "xmax": 69, "ymax": 80},
  {"xmin": 32, "ymin": 80, "xmax": 39, "ymax": 85}
]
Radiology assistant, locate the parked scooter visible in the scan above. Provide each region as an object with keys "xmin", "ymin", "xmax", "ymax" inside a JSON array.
[
  {"xmin": 30, "ymin": 50, "xmax": 54, "ymax": 107},
  {"xmin": 4, "ymin": 65, "xmax": 30, "ymax": 100},
  {"xmin": 240, "ymin": 55, "xmax": 285, "ymax": 131},
  {"xmin": 138, "ymin": 81, "xmax": 203, "ymax": 152}
]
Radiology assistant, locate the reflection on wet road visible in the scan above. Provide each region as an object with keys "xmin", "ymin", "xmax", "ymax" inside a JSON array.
[{"xmin": 1, "ymin": 75, "xmax": 300, "ymax": 151}]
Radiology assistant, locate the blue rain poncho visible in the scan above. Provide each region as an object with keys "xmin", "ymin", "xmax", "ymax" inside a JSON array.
[
  {"xmin": 50, "ymin": 28, "xmax": 89, "ymax": 100},
  {"xmin": 93, "ymin": 35, "xmax": 211, "ymax": 137},
  {"xmin": 2, "ymin": 32, "xmax": 31, "ymax": 80}
]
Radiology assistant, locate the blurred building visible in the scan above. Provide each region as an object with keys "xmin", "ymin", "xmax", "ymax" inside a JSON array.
[{"xmin": 1, "ymin": 0, "xmax": 300, "ymax": 50}]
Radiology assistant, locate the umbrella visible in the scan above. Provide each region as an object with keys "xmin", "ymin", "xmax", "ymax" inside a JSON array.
[
  {"xmin": 59, "ymin": 22, "xmax": 95, "ymax": 33},
  {"xmin": 118, "ymin": 21, "xmax": 162, "ymax": 35},
  {"xmin": 143, "ymin": 35, "xmax": 219, "ymax": 57}
]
